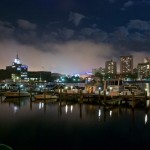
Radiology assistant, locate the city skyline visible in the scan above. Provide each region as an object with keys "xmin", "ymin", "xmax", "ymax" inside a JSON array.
[
  {"xmin": 2, "ymin": 53, "xmax": 149, "ymax": 75},
  {"xmin": 0, "ymin": 0, "xmax": 150, "ymax": 74}
]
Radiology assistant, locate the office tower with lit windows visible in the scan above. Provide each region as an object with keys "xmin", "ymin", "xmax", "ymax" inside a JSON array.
[
  {"xmin": 105, "ymin": 59, "xmax": 117, "ymax": 74},
  {"xmin": 137, "ymin": 58, "xmax": 150, "ymax": 79},
  {"xmin": 137, "ymin": 62, "xmax": 150, "ymax": 79},
  {"xmin": 6, "ymin": 54, "xmax": 28, "ymax": 81},
  {"xmin": 120, "ymin": 56, "xmax": 133, "ymax": 74}
]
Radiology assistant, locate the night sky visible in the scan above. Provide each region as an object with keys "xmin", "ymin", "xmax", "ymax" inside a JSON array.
[{"xmin": 0, "ymin": 0, "xmax": 150, "ymax": 75}]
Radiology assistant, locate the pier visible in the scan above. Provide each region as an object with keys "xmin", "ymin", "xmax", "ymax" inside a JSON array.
[{"xmin": 53, "ymin": 89, "xmax": 148, "ymax": 109}]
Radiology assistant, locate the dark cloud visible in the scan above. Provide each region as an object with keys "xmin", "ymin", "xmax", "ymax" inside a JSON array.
[
  {"xmin": 121, "ymin": 0, "xmax": 150, "ymax": 10},
  {"xmin": 0, "ymin": 21, "xmax": 14, "ymax": 39},
  {"xmin": 69, "ymin": 12, "xmax": 85, "ymax": 26},
  {"xmin": 107, "ymin": 0, "xmax": 116, "ymax": 3},
  {"xmin": 127, "ymin": 19, "xmax": 150, "ymax": 31},
  {"xmin": 107, "ymin": 20, "xmax": 150, "ymax": 55},
  {"xmin": 17, "ymin": 19, "xmax": 37, "ymax": 30},
  {"xmin": 0, "ymin": 12, "xmax": 150, "ymax": 74},
  {"xmin": 124, "ymin": 1, "xmax": 134, "ymax": 7}
]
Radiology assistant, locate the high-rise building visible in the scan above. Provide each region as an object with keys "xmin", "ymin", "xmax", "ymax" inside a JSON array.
[
  {"xmin": 137, "ymin": 62, "xmax": 150, "ymax": 79},
  {"xmin": 136, "ymin": 57, "xmax": 150, "ymax": 79},
  {"xmin": 120, "ymin": 56, "xmax": 133, "ymax": 74},
  {"xmin": 6, "ymin": 54, "xmax": 28, "ymax": 81},
  {"xmin": 105, "ymin": 59, "xmax": 117, "ymax": 74}
]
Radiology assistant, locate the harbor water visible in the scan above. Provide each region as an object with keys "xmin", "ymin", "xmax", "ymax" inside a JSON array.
[{"xmin": 0, "ymin": 96, "xmax": 150, "ymax": 150}]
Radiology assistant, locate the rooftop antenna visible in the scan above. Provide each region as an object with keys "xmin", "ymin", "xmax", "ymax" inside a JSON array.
[
  {"xmin": 14, "ymin": 51, "xmax": 21, "ymax": 64},
  {"xmin": 16, "ymin": 51, "xmax": 19, "ymax": 59}
]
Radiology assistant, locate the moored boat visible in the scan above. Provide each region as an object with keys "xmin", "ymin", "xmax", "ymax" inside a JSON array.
[
  {"xmin": 4, "ymin": 90, "xmax": 30, "ymax": 98},
  {"xmin": 34, "ymin": 93, "xmax": 58, "ymax": 100},
  {"xmin": 119, "ymin": 84, "xmax": 145, "ymax": 96}
]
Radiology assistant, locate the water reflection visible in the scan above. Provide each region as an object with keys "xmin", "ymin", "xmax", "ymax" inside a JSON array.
[
  {"xmin": 145, "ymin": 114, "xmax": 148, "ymax": 124},
  {"xmin": 65, "ymin": 105, "xmax": 68, "ymax": 114},
  {"xmin": 98, "ymin": 109, "xmax": 101, "ymax": 119},
  {"xmin": 2, "ymin": 97, "xmax": 28, "ymax": 113},
  {"xmin": 65, "ymin": 105, "xmax": 74, "ymax": 114},
  {"xmin": 1, "ymin": 96, "xmax": 150, "ymax": 126},
  {"xmin": 0, "ymin": 97, "xmax": 150, "ymax": 126},
  {"xmin": 39, "ymin": 102, "xmax": 44, "ymax": 109},
  {"xmin": 13, "ymin": 106, "xmax": 19, "ymax": 113},
  {"xmin": 0, "ymin": 97, "xmax": 150, "ymax": 150},
  {"xmin": 146, "ymin": 100, "xmax": 150, "ymax": 107},
  {"xmin": 110, "ymin": 110, "xmax": 112, "ymax": 117},
  {"xmin": 71, "ymin": 105, "xmax": 73, "ymax": 113}
]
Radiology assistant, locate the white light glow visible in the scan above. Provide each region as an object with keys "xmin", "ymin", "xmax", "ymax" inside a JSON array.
[
  {"xmin": 98, "ymin": 109, "xmax": 101, "ymax": 118},
  {"xmin": 110, "ymin": 110, "xmax": 112, "ymax": 117},
  {"xmin": 39, "ymin": 102, "xmax": 44, "ymax": 109},
  {"xmin": 13, "ymin": 106, "xmax": 18, "ymax": 113},
  {"xmin": 145, "ymin": 114, "xmax": 148, "ymax": 124},
  {"xmin": 65, "ymin": 105, "xmax": 68, "ymax": 114},
  {"xmin": 71, "ymin": 105, "xmax": 73, "ymax": 113},
  {"xmin": 146, "ymin": 100, "xmax": 150, "ymax": 107}
]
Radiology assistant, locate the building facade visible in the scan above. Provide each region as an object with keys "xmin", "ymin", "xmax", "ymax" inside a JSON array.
[
  {"xmin": 105, "ymin": 59, "xmax": 117, "ymax": 75},
  {"xmin": 137, "ymin": 56, "xmax": 150, "ymax": 80},
  {"xmin": 137, "ymin": 62, "xmax": 150, "ymax": 79},
  {"xmin": 6, "ymin": 54, "xmax": 28, "ymax": 81},
  {"xmin": 120, "ymin": 56, "xmax": 133, "ymax": 74}
]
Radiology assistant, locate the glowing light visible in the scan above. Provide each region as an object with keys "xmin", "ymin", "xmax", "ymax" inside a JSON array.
[
  {"xmin": 110, "ymin": 110, "xmax": 112, "ymax": 117},
  {"xmin": 146, "ymin": 100, "xmax": 150, "ymax": 107},
  {"xmin": 39, "ymin": 102, "xmax": 44, "ymax": 109},
  {"xmin": 65, "ymin": 105, "xmax": 68, "ymax": 114},
  {"xmin": 14, "ymin": 58, "xmax": 20, "ymax": 64},
  {"xmin": 13, "ymin": 106, "xmax": 18, "ymax": 113},
  {"xmin": 71, "ymin": 105, "xmax": 73, "ymax": 113},
  {"xmin": 145, "ymin": 114, "xmax": 148, "ymax": 124},
  {"xmin": 98, "ymin": 109, "xmax": 101, "ymax": 118}
]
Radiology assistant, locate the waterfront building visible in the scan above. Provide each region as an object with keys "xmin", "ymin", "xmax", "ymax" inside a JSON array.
[
  {"xmin": 6, "ymin": 54, "xmax": 28, "ymax": 82},
  {"xmin": 28, "ymin": 71, "xmax": 51, "ymax": 82},
  {"xmin": 105, "ymin": 59, "xmax": 117, "ymax": 75},
  {"xmin": 137, "ymin": 62, "xmax": 150, "ymax": 79},
  {"xmin": 120, "ymin": 55, "xmax": 133, "ymax": 74}
]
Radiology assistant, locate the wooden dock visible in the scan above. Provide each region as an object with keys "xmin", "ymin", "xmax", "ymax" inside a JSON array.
[
  {"xmin": 0, "ymin": 89, "xmax": 148, "ymax": 109},
  {"xmin": 56, "ymin": 90, "xmax": 148, "ymax": 108}
]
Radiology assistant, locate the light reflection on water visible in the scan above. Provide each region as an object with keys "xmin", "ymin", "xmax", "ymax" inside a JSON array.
[{"xmin": 0, "ymin": 96, "xmax": 150, "ymax": 150}]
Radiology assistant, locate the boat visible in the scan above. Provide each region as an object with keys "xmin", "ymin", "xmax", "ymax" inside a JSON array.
[
  {"xmin": 4, "ymin": 90, "xmax": 30, "ymax": 98},
  {"xmin": 119, "ymin": 84, "xmax": 145, "ymax": 96},
  {"xmin": 34, "ymin": 93, "xmax": 58, "ymax": 100}
]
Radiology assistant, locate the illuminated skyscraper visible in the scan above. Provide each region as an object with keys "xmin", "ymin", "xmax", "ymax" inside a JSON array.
[
  {"xmin": 137, "ymin": 62, "xmax": 150, "ymax": 79},
  {"xmin": 13, "ymin": 53, "xmax": 20, "ymax": 65},
  {"xmin": 137, "ymin": 57, "xmax": 150, "ymax": 79},
  {"xmin": 105, "ymin": 59, "xmax": 117, "ymax": 74},
  {"xmin": 120, "ymin": 56, "xmax": 133, "ymax": 74},
  {"xmin": 6, "ymin": 54, "xmax": 28, "ymax": 81}
]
